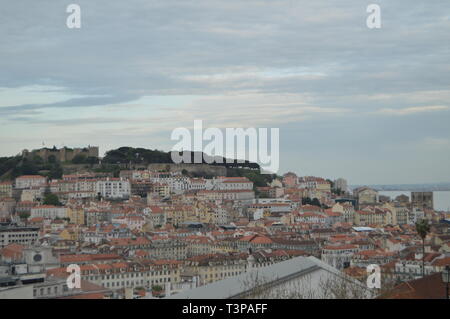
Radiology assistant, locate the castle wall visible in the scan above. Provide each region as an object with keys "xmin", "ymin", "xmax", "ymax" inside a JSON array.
[{"xmin": 28, "ymin": 146, "xmax": 99, "ymax": 162}]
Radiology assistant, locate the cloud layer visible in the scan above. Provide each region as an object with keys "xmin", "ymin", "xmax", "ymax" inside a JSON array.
[{"xmin": 0, "ymin": 0, "xmax": 449, "ymax": 184}]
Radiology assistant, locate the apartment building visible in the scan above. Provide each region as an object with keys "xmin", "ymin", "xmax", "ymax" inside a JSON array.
[
  {"xmin": 15, "ymin": 175, "xmax": 47, "ymax": 189},
  {"xmin": 321, "ymin": 244, "xmax": 359, "ymax": 269},
  {"xmin": 47, "ymin": 260, "xmax": 182, "ymax": 291},
  {"xmin": 0, "ymin": 182, "xmax": 13, "ymax": 199},
  {"xmin": 0, "ymin": 224, "xmax": 39, "ymax": 248},
  {"xmin": 212, "ymin": 177, "xmax": 253, "ymax": 191},
  {"xmin": 30, "ymin": 205, "xmax": 67, "ymax": 220},
  {"xmin": 96, "ymin": 178, "xmax": 131, "ymax": 199}
]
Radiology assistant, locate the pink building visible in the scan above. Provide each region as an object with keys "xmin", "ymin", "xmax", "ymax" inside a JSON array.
[{"xmin": 282, "ymin": 172, "xmax": 298, "ymax": 188}]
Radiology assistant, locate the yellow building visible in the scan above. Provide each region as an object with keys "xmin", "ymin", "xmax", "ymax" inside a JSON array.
[
  {"xmin": 211, "ymin": 241, "xmax": 237, "ymax": 254},
  {"xmin": 151, "ymin": 184, "xmax": 171, "ymax": 198},
  {"xmin": 355, "ymin": 187, "xmax": 379, "ymax": 205},
  {"xmin": 59, "ymin": 228, "xmax": 79, "ymax": 241},
  {"xmin": 0, "ymin": 182, "xmax": 13, "ymax": 199},
  {"xmin": 316, "ymin": 181, "xmax": 331, "ymax": 192},
  {"xmin": 20, "ymin": 189, "xmax": 41, "ymax": 202},
  {"xmin": 355, "ymin": 208, "xmax": 393, "ymax": 226},
  {"xmin": 67, "ymin": 207, "xmax": 85, "ymax": 225},
  {"xmin": 382, "ymin": 203, "xmax": 400, "ymax": 225},
  {"xmin": 167, "ymin": 205, "xmax": 195, "ymax": 226},
  {"xmin": 194, "ymin": 202, "xmax": 215, "ymax": 224},
  {"xmin": 184, "ymin": 254, "xmax": 248, "ymax": 285}
]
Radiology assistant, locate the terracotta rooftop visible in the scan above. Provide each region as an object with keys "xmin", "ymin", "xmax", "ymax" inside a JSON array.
[{"xmin": 381, "ymin": 272, "xmax": 449, "ymax": 299}]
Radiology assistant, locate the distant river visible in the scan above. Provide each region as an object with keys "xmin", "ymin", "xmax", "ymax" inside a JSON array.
[{"xmin": 379, "ymin": 191, "xmax": 450, "ymax": 212}]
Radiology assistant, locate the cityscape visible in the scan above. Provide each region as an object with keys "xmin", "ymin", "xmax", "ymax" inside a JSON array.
[
  {"xmin": 1, "ymin": 0, "xmax": 450, "ymax": 303},
  {"xmin": 0, "ymin": 145, "xmax": 449, "ymax": 299}
]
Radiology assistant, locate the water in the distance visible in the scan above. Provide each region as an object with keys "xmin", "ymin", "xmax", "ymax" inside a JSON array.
[{"xmin": 379, "ymin": 191, "xmax": 450, "ymax": 212}]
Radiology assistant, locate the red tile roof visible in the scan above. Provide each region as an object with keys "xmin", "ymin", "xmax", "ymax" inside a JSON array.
[{"xmin": 381, "ymin": 272, "xmax": 449, "ymax": 299}]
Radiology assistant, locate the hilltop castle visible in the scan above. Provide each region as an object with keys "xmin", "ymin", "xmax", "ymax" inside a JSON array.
[{"xmin": 22, "ymin": 146, "xmax": 99, "ymax": 162}]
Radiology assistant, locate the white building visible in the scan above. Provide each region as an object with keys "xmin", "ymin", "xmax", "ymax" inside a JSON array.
[
  {"xmin": 188, "ymin": 178, "xmax": 208, "ymax": 191},
  {"xmin": 321, "ymin": 244, "xmax": 359, "ymax": 269},
  {"xmin": 213, "ymin": 206, "xmax": 230, "ymax": 224},
  {"xmin": 67, "ymin": 191, "xmax": 97, "ymax": 200},
  {"xmin": 20, "ymin": 188, "xmax": 44, "ymax": 202},
  {"xmin": 295, "ymin": 212, "xmax": 326, "ymax": 224},
  {"xmin": 30, "ymin": 205, "xmax": 67, "ymax": 220},
  {"xmin": 298, "ymin": 176, "xmax": 330, "ymax": 190},
  {"xmin": 0, "ymin": 224, "xmax": 40, "ymax": 248},
  {"xmin": 334, "ymin": 178, "xmax": 348, "ymax": 193},
  {"xmin": 15, "ymin": 175, "xmax": 47, "ymax": 189},
  {"xmin": 212, "ymin": 177, "xmax": 253, "ymax": 191},
  {"xmin": 150, "ymin": 175, "xmax": 190, "ymax": 193},
  {"xmin": 75, "ymin": 180, "xmax": 97, "ymax": 192},
  {"xmin": 197, "ymin": 190, "xmax": 255, "ymax": 203},
  {"xmin": 408, "ymin": 208, "xmax": 425, "ymax": 225},
  {"xmin": 96, "ymin": 178, "xmax": 131, "ymax": 199}
]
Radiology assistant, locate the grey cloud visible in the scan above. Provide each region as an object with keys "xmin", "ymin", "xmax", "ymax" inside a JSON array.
[
  {"xmin": 0, "ymin": 0, "xmax": 450, "ymax": 184},
  {"xmin": 0, "ymin": 94, "xmax": 139, "ymax": 115}
]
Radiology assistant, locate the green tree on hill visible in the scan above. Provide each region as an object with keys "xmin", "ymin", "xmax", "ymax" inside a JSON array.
[
  {"xmin": 43, "ymin": 193, "xmax": 62, "ymax": 206},
  {"xmin": 72, "ymin": 154, "xmax": 87, "ymax": 164},
  {"xmin": 48, "ymin": 155, "xmax": 57, "ymax": 163},
  {"xmin": 311, "ymin": 198, "xmax": 321, "ymax": 207},
  {"xmin": 18, "ymin": 212, "xmax": 30, "ymax": 220},
  {"xmin": 86, "ymin": 156, "xmax": 99, "ymax": 165}
]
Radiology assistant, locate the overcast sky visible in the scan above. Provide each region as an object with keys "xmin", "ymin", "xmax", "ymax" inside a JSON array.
[{"xmin": 1, "ymin": 1, "xmax": 449, "ymax": 185}]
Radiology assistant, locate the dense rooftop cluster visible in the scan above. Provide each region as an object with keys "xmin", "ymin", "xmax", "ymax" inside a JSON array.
[{"xmin": 0, "ymin": 168, "xmax": 449, "ymax": 299}]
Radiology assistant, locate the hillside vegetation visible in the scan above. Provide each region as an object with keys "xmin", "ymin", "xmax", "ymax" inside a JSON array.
[{"xmin": 1, "ymin": 147, "xmax": 275, "ymax": 187}]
